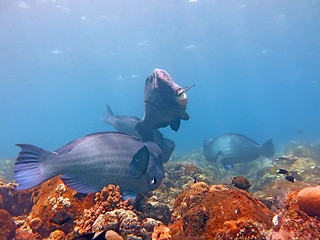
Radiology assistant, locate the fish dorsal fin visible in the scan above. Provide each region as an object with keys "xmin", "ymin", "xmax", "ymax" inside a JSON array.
[
  {"xmin": 130, "ymin": 146, "xmax": 150, "ymax": 178},
  {"xmin": 54, "ymin": 132, "xmax": 112, "ymax": 154},
  {"xmin": 101, "ymin": 104, "xmax": 115, "ymax": 125},
  {"xmin": 170, "ymin": 118, "xmax": 181, "ymax": 131},
  {"xmin": 60, "ymin": 174, "xmax": 99, "ymax": 193},
  {"xmin": 183, "ymin": 85, "xmax": 195, "ymax": 92}
]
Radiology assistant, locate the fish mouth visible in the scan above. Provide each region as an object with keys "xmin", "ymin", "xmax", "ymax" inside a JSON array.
[{"xmin": 176, "ymin": 88, "xmax": 188, "ymax": 105}]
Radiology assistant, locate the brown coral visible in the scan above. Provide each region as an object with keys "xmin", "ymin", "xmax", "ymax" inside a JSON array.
[
  {"xmin": 75, "ymin": 184, "xmax": 133, "ymax": 234},
  {"xmin": 169, "ymin": 182, "xmax": 274, "ymax": 239}
]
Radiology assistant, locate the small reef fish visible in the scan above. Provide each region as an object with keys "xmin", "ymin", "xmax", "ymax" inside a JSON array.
[
  {"xmin": 135, "ymin": 69, "xmax": 194, "ymax": 140},
  {"xmin": 276, "ymin": 157, "xmax": 290, "ymax": 161},
  {"xmin": 50, "ymin": 211, "xmax": 72, "ymax": 225},
  {"xmin": 277, "ymin": 169, "xmax": 289, "ymax": 175},
  {"xmin": 232, "ymin": 176, "xmax": 251, "ymax": 190},
  {"xmin": 14, "ymin": 132, "xmax": 165, "ymax": 200},
  {"xmin": 203, "ymin": 133, "xmax": 275, "ymax": 170},
  {"xmin": 296, "ymin": 129, "xmax": 305, "ymax": 134},
  {"xmin": 102, "ymin": 104, "xmax": 175, "ymax": 163},
  {"xmin": 285, "ymin": 175, "xmax": 295, "ymax": 183}
]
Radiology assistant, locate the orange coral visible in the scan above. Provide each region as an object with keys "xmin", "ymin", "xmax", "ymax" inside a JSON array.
[{"xmin": 152, "ymin": 225, "xmax": 172, "ymax": 240}]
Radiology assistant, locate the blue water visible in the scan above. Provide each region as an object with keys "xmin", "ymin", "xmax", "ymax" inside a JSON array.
[{"xmin": 1, "ymin": 0, "xmax": 320, "ymax": 158}]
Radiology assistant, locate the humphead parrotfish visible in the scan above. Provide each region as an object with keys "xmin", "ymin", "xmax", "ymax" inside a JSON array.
[
  {"xmin": 135, "ymin": 69, "xmax": 194, "ymax": 140},
  {"xmin": 203, "ymin": 133, "xmax": 274, "ymax": 170},
  {"xmin": 102, "ymin": 104, "xmax": 175, "ymax": 163},
  {"xmin": 14, "ymin": 132, "xmax": 165, "ymax": 199}
]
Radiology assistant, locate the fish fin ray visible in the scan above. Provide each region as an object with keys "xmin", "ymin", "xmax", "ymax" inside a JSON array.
[
  {"xmin": 130, "ymin": 146, "xmax": 150, "ymax": 178},
  {"xmin": 60, "ymin": 174, "xmax": 99, "ymax": 193},
  {"xmin": 14, "ymin": 144, "xmax": 52, "ymax": 191},
  {"xmin": 183, "ymin": 85, "xmax": 195, "ymax": 92},
  {"xmin": 122, "ymin": 192, "xmax": 137, "ymax": 200}
]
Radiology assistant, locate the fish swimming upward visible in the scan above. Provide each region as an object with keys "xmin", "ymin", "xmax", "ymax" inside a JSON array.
[
  {"xmin": 135, "ymin": 69, "xmax": 194, "ymax": 140},
  {"xmin": 14, "ymin": 132, "xmax": 165, "ymax": 199},
  {"xmin": 102, "ymin": 104, "xmax": 175, "ymax": 163},
  {"xmin": 203, "ymin": 133, "xmax": 275, "ymax": 170}
]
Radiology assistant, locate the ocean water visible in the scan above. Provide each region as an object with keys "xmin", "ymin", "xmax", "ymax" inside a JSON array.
[{"xmin": 1, "ymin": 0, "xmax": 320, "ymax": 160}]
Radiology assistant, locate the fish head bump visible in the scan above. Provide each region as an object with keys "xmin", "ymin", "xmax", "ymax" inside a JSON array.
[{"xmin": 153, "ymin": 69, "xmax": 188, "ymax": 107}]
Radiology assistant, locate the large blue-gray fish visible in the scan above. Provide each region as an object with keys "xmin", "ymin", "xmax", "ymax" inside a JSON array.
[
  {"xmin": 102, "ymin": 105, "xmax": 175, "ymax": 163},
  {"xmin": 203, "ymin": 133, "xmax": 274, "ymax": 170},
  {"xmin": 135, "ymin": 69, "xmax": 194, "ymax": 140},
  {"xmin": 14, "ymin": 132, "xmax": 165, "ymax": 199}
]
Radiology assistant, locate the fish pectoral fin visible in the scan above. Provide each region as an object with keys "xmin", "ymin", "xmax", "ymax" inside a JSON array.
[
  {"xmin": 181, "ymin": 112, "xmax": 189, "ymax": 121},
  {"xmin": 170, "ymin": 118, "xmax": 181, "ymax": 131},
  {"xmin": 122, "ymin": 192, "xmax": 138, "ymax": 200},
  {"xmin": 216, "ymin": 152, "xmax": 225, "ymax": 166},
  {"xmin": 60, "ymin": 174, "xmax": 99, "ymax": 194},
  {"xmin": 130, "ymin": 146, "xmax": 150, "ymax": 178}
]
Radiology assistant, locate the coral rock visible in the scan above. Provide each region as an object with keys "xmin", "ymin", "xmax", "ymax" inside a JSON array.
[
  {"xmin": 170, "ymin": 182, "xmax": 274, "ymax": 239},
  {"xmin": 145, "ymin": 201, "xmax": 171, "ymax": 225},
  {"xmin": 48, "ymin": 230, "xmax": 66, "ymax": 240},
  {"xmin": 297, "ymin": 185, "xmax": 320, "ymax": 217},
  {"xmin": 29, "ymin": 217, "xmax": 43, "ymax": 231},
  {"xmin": 105, "ymin": 230, "xmax": 124, "ymax": 240},
  {"xmin": 14, "ymin": 217, "xmax": 36, "ymax": 240},
  {"xmin": 152, "ymin": 225, "xmax": 172, "ymax": 240},
  {"xmin": 0, "ymin": 209, "xmax": 16, "ymax": 240}
]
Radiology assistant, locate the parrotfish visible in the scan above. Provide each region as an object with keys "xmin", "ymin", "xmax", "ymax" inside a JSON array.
[
  {"xmin": 14, "ymin": 132, "xmax": 165, "ymax": 199},
  {"xmin": 203, "ymin": 133, "xmax": 274, "ymax": 170},
  {"xmin": 102, "ymin": 104, "xmax": 175, "ymax": 163},
  {"xmin": 135, "ymin": 69, "xmax": 194, "ymax": 140}
]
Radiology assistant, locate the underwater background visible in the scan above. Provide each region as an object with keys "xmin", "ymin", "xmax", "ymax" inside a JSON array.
[
  {"xmin": 1, "ymin": 1, "xmax": 320, "ymax": 239},
  {"xmin": 1, "ymin": 0, "xmax": 320, "ymax": 160}
]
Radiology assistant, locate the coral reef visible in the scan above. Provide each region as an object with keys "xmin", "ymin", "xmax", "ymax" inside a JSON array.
[
  {"xmin": 169, "ymin": 182, "xmax": 274, "ymax": 239},
  {"xmin": 2, "ymin": 140, "xmax": 320, "ymax": 239}
]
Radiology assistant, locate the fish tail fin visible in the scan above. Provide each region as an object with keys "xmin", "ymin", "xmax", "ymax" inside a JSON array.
[
  {"xmin": 260, "ymin": 139, "xmax": 275, "ymax": 158},
  {"xmin": 101, "ymin": 104, "xmax": 115, "ymax": 125},
  {"xmin": 14, "ymin": 144, "xmax": 52, "ymax": 191}
]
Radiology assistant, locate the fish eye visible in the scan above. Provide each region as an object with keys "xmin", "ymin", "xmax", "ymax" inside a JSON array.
[
  {"xmin": 176, "ymin": 89, "xmax": 185, "ymax": 97},
  {"xmin": 151, "ymin": 178, "xmax": 157, "ymax": 185}
]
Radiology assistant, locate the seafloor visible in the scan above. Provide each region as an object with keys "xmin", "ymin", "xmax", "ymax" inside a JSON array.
[{"xmin": 1, "ymin": 140, "xmax": 320, "ymax": 240}]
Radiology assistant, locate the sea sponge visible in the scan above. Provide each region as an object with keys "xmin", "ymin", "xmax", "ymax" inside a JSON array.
[{"xmin": 297, "ymin": 185, "xmax": 320, "ymax": 217}]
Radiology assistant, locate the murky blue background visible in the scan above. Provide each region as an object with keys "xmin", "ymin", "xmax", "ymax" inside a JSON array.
[{"xmin": 1, "ymin": 0, "xmax": 319, "ymax": 158}]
